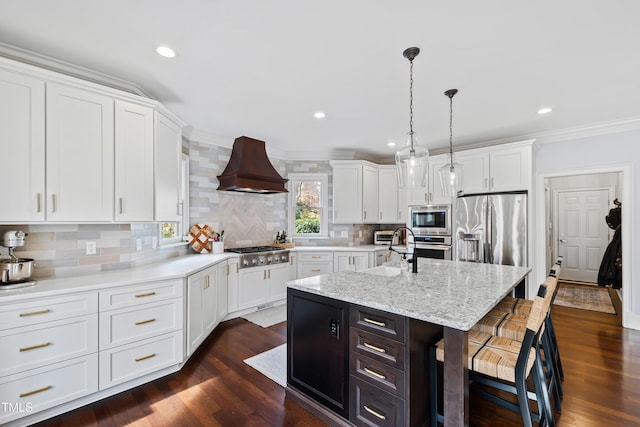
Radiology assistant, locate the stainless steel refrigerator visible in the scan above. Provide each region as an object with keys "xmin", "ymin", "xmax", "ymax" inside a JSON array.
[{"xmin": 455, "ymin": 192, "xmax": 527, "ymax": 267}]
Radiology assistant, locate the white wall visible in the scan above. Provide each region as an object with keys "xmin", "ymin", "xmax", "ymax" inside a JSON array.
[{"xmin": 534, "ymin": 129, "xmax": 639, "ymax": 329}]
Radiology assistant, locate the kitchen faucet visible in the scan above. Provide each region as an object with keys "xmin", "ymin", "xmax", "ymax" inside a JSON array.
[{"xmin": 387, "ymin": 226, "xmax": 418, "ymax": 274}]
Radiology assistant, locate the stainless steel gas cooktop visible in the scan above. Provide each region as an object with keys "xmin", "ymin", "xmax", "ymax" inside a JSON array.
[{"xmin": 226, "ymin": 246, "xmax": 290, "ymax": 269}]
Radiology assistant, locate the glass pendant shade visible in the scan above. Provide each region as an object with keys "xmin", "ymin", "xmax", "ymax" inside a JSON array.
[
  {"xmin": 395, "ymin": 132, "xmax": 429, "ymax": 189},
  {"xmin": 439, "ymin": 154, "xmax": 464, "ymax": 197}
]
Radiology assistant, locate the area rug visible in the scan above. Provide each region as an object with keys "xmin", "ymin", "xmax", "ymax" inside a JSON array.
[
  {"xmin": 241, "ymin": 305, "xmax": 287, "ymax": 328},
  {"xmin": 553, "ymin": 282, "xmax": 616, "ymax": 314},
  {"xmin": 243, "ymin": 344, "xmax": 287, "ymax": 388}
]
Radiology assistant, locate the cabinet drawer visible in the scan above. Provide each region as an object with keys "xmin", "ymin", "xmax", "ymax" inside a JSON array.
[
  {"xmin": 99, "ymin": 331, "xmax": 183, "ymax": 389},
  {"xmin": 350, "ymin": 376, "xmax": 405, "ymax": 427},
  {"xmin": 351, "ymin": 351, "xmax": 405, "ymax": 398},
  {"xmin": 351, "ymin": 305, "xmax": 406, "ymax": 342},
  {"xmin": 99, "ymin": 278, "xmax": 183, "ymax": 310},
  {"xmin": 0, "ymin": 354, "xmax": 98, "ymax": 424},
  {"xmin": 299, "ymin": 252, "xmax": 333, "ymax": 262},
  {"xmin": 0, "ymin": 314, "xmax": 98, "ymax": 377},
  {"xmin": 0, "ymin": 293, "xmax": 97, "ymax": 330},
  {"xmin": 298, "ymin": 262, "xmax": 334, "ymax": 278},
  {"xmin": 99, "ymin": 299, "xmax": 182, "ymax": 349},
  {"xmin": 350, "ymin": 328, "xmax": 405, "ymax": 370}
]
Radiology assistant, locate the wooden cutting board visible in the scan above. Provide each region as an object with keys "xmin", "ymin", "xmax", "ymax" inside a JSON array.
[{"xmin": 188, "ymin": 224, "xmax": 215, "ymax": 253}]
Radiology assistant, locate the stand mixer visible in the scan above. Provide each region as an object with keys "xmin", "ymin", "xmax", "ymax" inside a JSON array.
[{"xmin": 1, "ymin": 230, "xmax": 36, "ymax": 286}]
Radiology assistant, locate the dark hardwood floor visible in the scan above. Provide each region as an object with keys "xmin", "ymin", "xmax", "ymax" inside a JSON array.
[{"xmin": 37, "ymin": 290, "xmax": 640, "ymax": 427}]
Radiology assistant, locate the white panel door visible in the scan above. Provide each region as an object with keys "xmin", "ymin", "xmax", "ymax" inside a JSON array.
[
  {"xmin": 557, "ymin": 189, "xmax": 610, "ymax": 283},
  {"xmin": 46, "ymin": 83, "xmax": 114, "ymax": 221},
  {"xmin": 154, "ymin": 111, "xmax": 182, "ymax": 222},
  {"xmin": 362, "ymin": 165, "xmax": 378, "ymax": 224},
  {"xmin": 115, "ymin": 100, "xmax": 154, "ymax": 222},
  {"xmin": 332, "ymin": 165, "xmax": 362, "ymax": 223},
  {"xmin": 456, "ymin": 152, "xmax": 489, "ymax": 195},
  {"xmin": 0, "ymin": 70, "xmax": 45, "ymax": 222},
  {"xmin": 378, "ymin": 166, "xmax": 399, "ymax": 223}
]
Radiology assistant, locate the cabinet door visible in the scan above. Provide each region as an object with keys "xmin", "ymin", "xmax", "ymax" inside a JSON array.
[
  {"xmin": 217, "ymin": 262, "xmax": 229, "ymax": 322},
  {"xmin": 288, "ymin": 253, "xmax": 298, "ymax": 281},
  {"xmin": 115, "ymin": 100, "xmax": 154, "ymax": 222},
  {"xmin": 362, "ymin": 165, "xmax": 379, "ymax": 224},
  {"xmin": 429, "ymin": 154, "xmax": 454, "ymax": 205},
  {"xmin": 334, "ymin": 253, "xmax": 353, "ymax": 272},
  {"xmin": 378, "ymin": 167, "xmax": 399, "ymax": 223},
  {"xmin": 407, "ymin": 187, "xmax": 429, "ymax": 206},
  {"xmin": 186, "ymin": 275, "xmax": 205, "ymax": 356},
  {"xmin": 457, "ymin": 151, "xmax": 489, "ymax": 195},
  {"xmin": 332, "ymin": 165, "xmax": 362, "ymax": 224},
  {"xmin": 267, "ymin": 264, "xmax": 289, "ymax": 303},
  {"xmin": 489, "ymin": 146, "xmax": 531, "ymax": 192},
  {"xmin": 154, "ymin": 111, "xmax": 183, "ymax": 222},
  {"xmin": 203, "ymin": 271, "xmax": 218, "ymax": 334},
  {"xmin": 227, "ymin": 259, "xmax": 240, "ymax": 312},
  {"xmin": 352, "ymin": 253, "xmax": 369, "ymax": 272},
  {"xmin": 238, "ymin": 268, "xmax": 268, "ymax": 310},
  {"xmin": 0, "ymin": 70, "xmax": 45, "ymax": 222},
  {"xmin": 46, "ymin": 83, "xmax": 114, "ymax": 221}
]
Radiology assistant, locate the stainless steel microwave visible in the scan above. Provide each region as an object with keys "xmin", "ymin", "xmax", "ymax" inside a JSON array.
[{"xmin": 410, "ymin": 205, "xmax": 451, "ymax": 236}]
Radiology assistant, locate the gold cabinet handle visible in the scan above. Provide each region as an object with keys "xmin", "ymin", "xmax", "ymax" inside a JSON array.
[
  {"xmin": 311, "ymin": 269, "xmax": 321, "ymax": 272},
  {"xmin": 364, "ymin": 367, "xmax": 387, "ymax": 380},
  {"xmin": 363, "ymin": 342, "xmax": 386, "ymax": 354},
  {"xmin": 51, "ymin": 194, "xmax": 56, "ymax": 213},
  {"xmin": 363, "ymin": 405, "xmax": 386, "ymax": 420},
  {"xmin": 268, "ymin": 269, "xmax": 271, "ymax": 279},
  {"xmin": 263, "ymin": 270, "xmax": 267, "ymax": 280},
  {"xmin": 363, "ymin": 317, "xmax": 386, "ymax": 328},
  {"xmin": 227, "ymin": 264, "xmax": 230, "ymax": 275},
  {"xmin": 311, "ymin": 256, "xmax": 320, "ymax": 259},
  {"xmin": 135, "ymin": 292, "xmax": 156, "ymax": 298},
  {"xmin": 19, "ymin": 309, "xmax": 50, "ymax": 317},
  {"xmin": 20, "ymin": 385, "xmax": 52, "ymax": 398},
  {"xmin": 20, "ymin": 342, "xmax": 51, "ymax": 352},
  {"xmin": 36, "ymin": 193, "xmax": 42, "ymax": 213},
  {"xmin": 135, "ymin": 353, "xmax": 156, "ymax": 362},
  {"xmin": 135, "ymin": 318, "xmax": 156, "ymax": 326}
]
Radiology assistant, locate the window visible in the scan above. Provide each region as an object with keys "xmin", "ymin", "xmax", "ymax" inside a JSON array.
[
  {"xmin": 160, "ymin": 153, "xmax": 190, "ymax": 245},
  {"xmin": 289, "ymin": 173, "xmax": 328, "ymax": 238}
]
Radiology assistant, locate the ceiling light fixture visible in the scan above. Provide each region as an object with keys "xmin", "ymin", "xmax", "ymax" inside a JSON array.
[
  {"xmin": 537, "ymin": 107, "xmax": 552, "ymax": 115},
  {"xmin": 156, "ymin": 46, "xmax": 176, "ymax": 58},
  {"xmin": 314, "ymin": 111, "xmax": 326, "ymax": 119},
  {"xmin": 387, "ymin": 141, "xmax": 396, "ymax": 147},
  {"xmin": 395, "ymin": 47, "xmax": 429, "ymax": 189},
  {"xmin": 439, "ymin": 89, "xmax": 464, "ymax": 197}
]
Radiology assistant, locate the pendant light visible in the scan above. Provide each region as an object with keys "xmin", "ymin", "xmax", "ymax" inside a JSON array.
[
  {"xmin": 439, "ymin": 88, "xmax": 464, "ymax": 197},
  {"xmin": 395, "ymin": 47, "xmax": 429, "ymax": 190}
]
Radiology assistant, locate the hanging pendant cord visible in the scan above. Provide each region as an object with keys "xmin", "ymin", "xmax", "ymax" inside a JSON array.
[
  {"xmin": 409, "ymin": 59, "xmax": 414, "ymax": 150},
  {"xmin": 449, "ymin": 94, "xmax": 454, "ymax": 167}
]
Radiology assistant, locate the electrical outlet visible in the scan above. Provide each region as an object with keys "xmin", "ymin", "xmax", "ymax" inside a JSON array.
[
  {"xmin": 86, "ymin": 241, "xmax": 96, "ymax": 255},
  {"xmin": 152, "ymin": 237, "xmax": 158, "ymax": 248},
  {"xmin": 330, "ymin": 231, "xmax": 335, "ymax": 238},
  {"xmin": 341, "ymin": 230, "xmax": 348, "ymax": 238},
  {"xmin": 136, "ymin": 238, "xmax": 142, "ymax": 251},
  {"xmin": 359, "ymin": 230, "xmax": 363, "ymax": 238}
]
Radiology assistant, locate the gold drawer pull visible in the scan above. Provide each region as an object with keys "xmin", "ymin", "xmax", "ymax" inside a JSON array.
[
  {"xmin": 135, "ymin": 292, "xmax": 156, "ymax": 298},
  {"xmin": 19, "ymin": 309, "xmax": 50, "ymax": 317},
  {"xmin": 311, "ymin": 269, "xmax": 321, "ymax": 272},
  {"xmin": 135, "ymin": 318, "xmax": 156, "ymax": 326},
  {"xmin": 311, "ymin": 256, "xmax": 321, "ymax": 259},
  {"xmin": 20, "ymin": 342, "xmax": 51, "ymax": 352},
  {"xmin": 364, "ymin": 367, "xmax": 387, "ymax": 380},
  {"xmin": 363, "ymin": 317, "xmax": 386, "ymax": 328},
  {"xmin": 363, "ymin": 342, "xmax": 386, "ymax": 354},
  {"xmin": 135, "ymin": 353, "xmax": 156, "ymax": 362},
  {"xmin": 364, "ymin": 405, "xmax": 386, "ymax": 420},
  {"xmin": 20, "ymin": 385, "xmax": 52, "ymax": 398}
]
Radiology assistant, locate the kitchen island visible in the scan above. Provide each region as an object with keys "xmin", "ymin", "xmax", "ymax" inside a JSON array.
[{"xmin": 286, "ymin": 258, "xmax": 531, "ymax": 427}]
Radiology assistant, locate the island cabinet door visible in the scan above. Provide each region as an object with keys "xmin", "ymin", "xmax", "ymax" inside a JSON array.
[{"xmin": 287, "ymin": 289, "xmax": 350, "ymax": 419}]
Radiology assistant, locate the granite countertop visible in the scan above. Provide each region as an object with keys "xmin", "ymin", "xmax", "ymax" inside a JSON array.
[
  {"xmin": 291, "ymin": 245, "xmax": 392, "ymax": 252},
  {"xmin": 287, "ymin": 258, "xmax": 531, "ymax": 331}
]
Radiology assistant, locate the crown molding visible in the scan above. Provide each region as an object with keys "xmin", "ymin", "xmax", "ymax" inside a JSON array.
[{"xmin": 0, "ymin": 42, "xmax": 153, "ymax": 98}]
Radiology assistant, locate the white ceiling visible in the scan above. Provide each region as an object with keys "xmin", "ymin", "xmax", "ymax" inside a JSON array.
[{"xmin": 1, "ymin": 1, "xmax": 639, "ymax": 161}]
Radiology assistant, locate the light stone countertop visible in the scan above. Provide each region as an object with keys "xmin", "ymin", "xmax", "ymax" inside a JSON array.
[
  {"xmin": 287, "ymin": 258, "xmax": 531, "ymax": 331},
  {"xmin": 291, "ymin": 245, "xmax": 392, "ymax": 252}
]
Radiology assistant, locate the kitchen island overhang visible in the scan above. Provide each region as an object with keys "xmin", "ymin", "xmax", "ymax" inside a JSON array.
[{"xmin": 286, "ymin": 258, "xmax": 531, "ymax": 427}]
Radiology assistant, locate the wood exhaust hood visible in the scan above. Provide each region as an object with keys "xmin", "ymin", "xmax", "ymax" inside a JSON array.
[{"xmin": 216, "ymin": 136, "xmax": 288, "ymax": 194}]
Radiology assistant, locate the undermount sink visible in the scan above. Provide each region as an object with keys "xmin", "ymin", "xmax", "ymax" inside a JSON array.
[{"xmin": 362, "ymin": 266, "xmax": 402, "ymax": 277}]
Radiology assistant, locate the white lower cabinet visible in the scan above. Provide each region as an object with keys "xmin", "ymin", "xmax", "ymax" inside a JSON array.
[
  {"xmin": 334, "ymin": 252, "xmax": 369, "ymax": 272},
  {"xmin": 297, "ymin": 252, "xmax": 334, "ymax": 279},
  {"xmin": 186, "ymin": 261, "xmax": 229, "ymax": 357},
  {"xmin": 238, "ymin": 263, "xmax": 289, "ymax": 311},
  {"xmin": 227, "ymin": 258, "xmax": 240, "ymax": 313}
]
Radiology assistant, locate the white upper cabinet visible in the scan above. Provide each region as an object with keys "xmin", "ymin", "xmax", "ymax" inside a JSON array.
[
  {"xmin": 154, "ymin": 111, "xmax": 183, "ymax": 222},
  {"xmin": 0, "ymin": 69, "xmax": 45, "ymax": 222},
  {"xmin": 378, "ymin": 166, "xmax": 399, "ymax": 223},
  {"xmin": 115, "ymin": 100, "xmax": 154, "ymax": 222},
  {"xmin": 457, "ymin": 143, "xmax": 532, "ymax": 194},
  {"xmin": 406, "ymin": 154, "xmax": 450, "ymax": 206},
  {"xmin": 362, "ymin": 164, "xmax": 379, "ymax": 224},
  {"xmin": 331, "ymin": 162, "xmax": 363, "ymax": 224},
  {"xmin": 46, "ymin": 83, "xmax": 114, "ymax": 222}
]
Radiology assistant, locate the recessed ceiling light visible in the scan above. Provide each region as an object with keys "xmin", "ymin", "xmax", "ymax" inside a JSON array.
[
  {"xmin": 537, "ymin": 107, "xmax": 552, "ymax": 115},
  {"xmin": 314, "ymin": 111, "xmax": 326, "ymax": 119},
  {"xmin": 156, "ymin": 46, "xmax": 176, "ymax": 58},
  {"xmin": 387, "ymin": 141, "xmax": 396, "ymax": 147}
]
